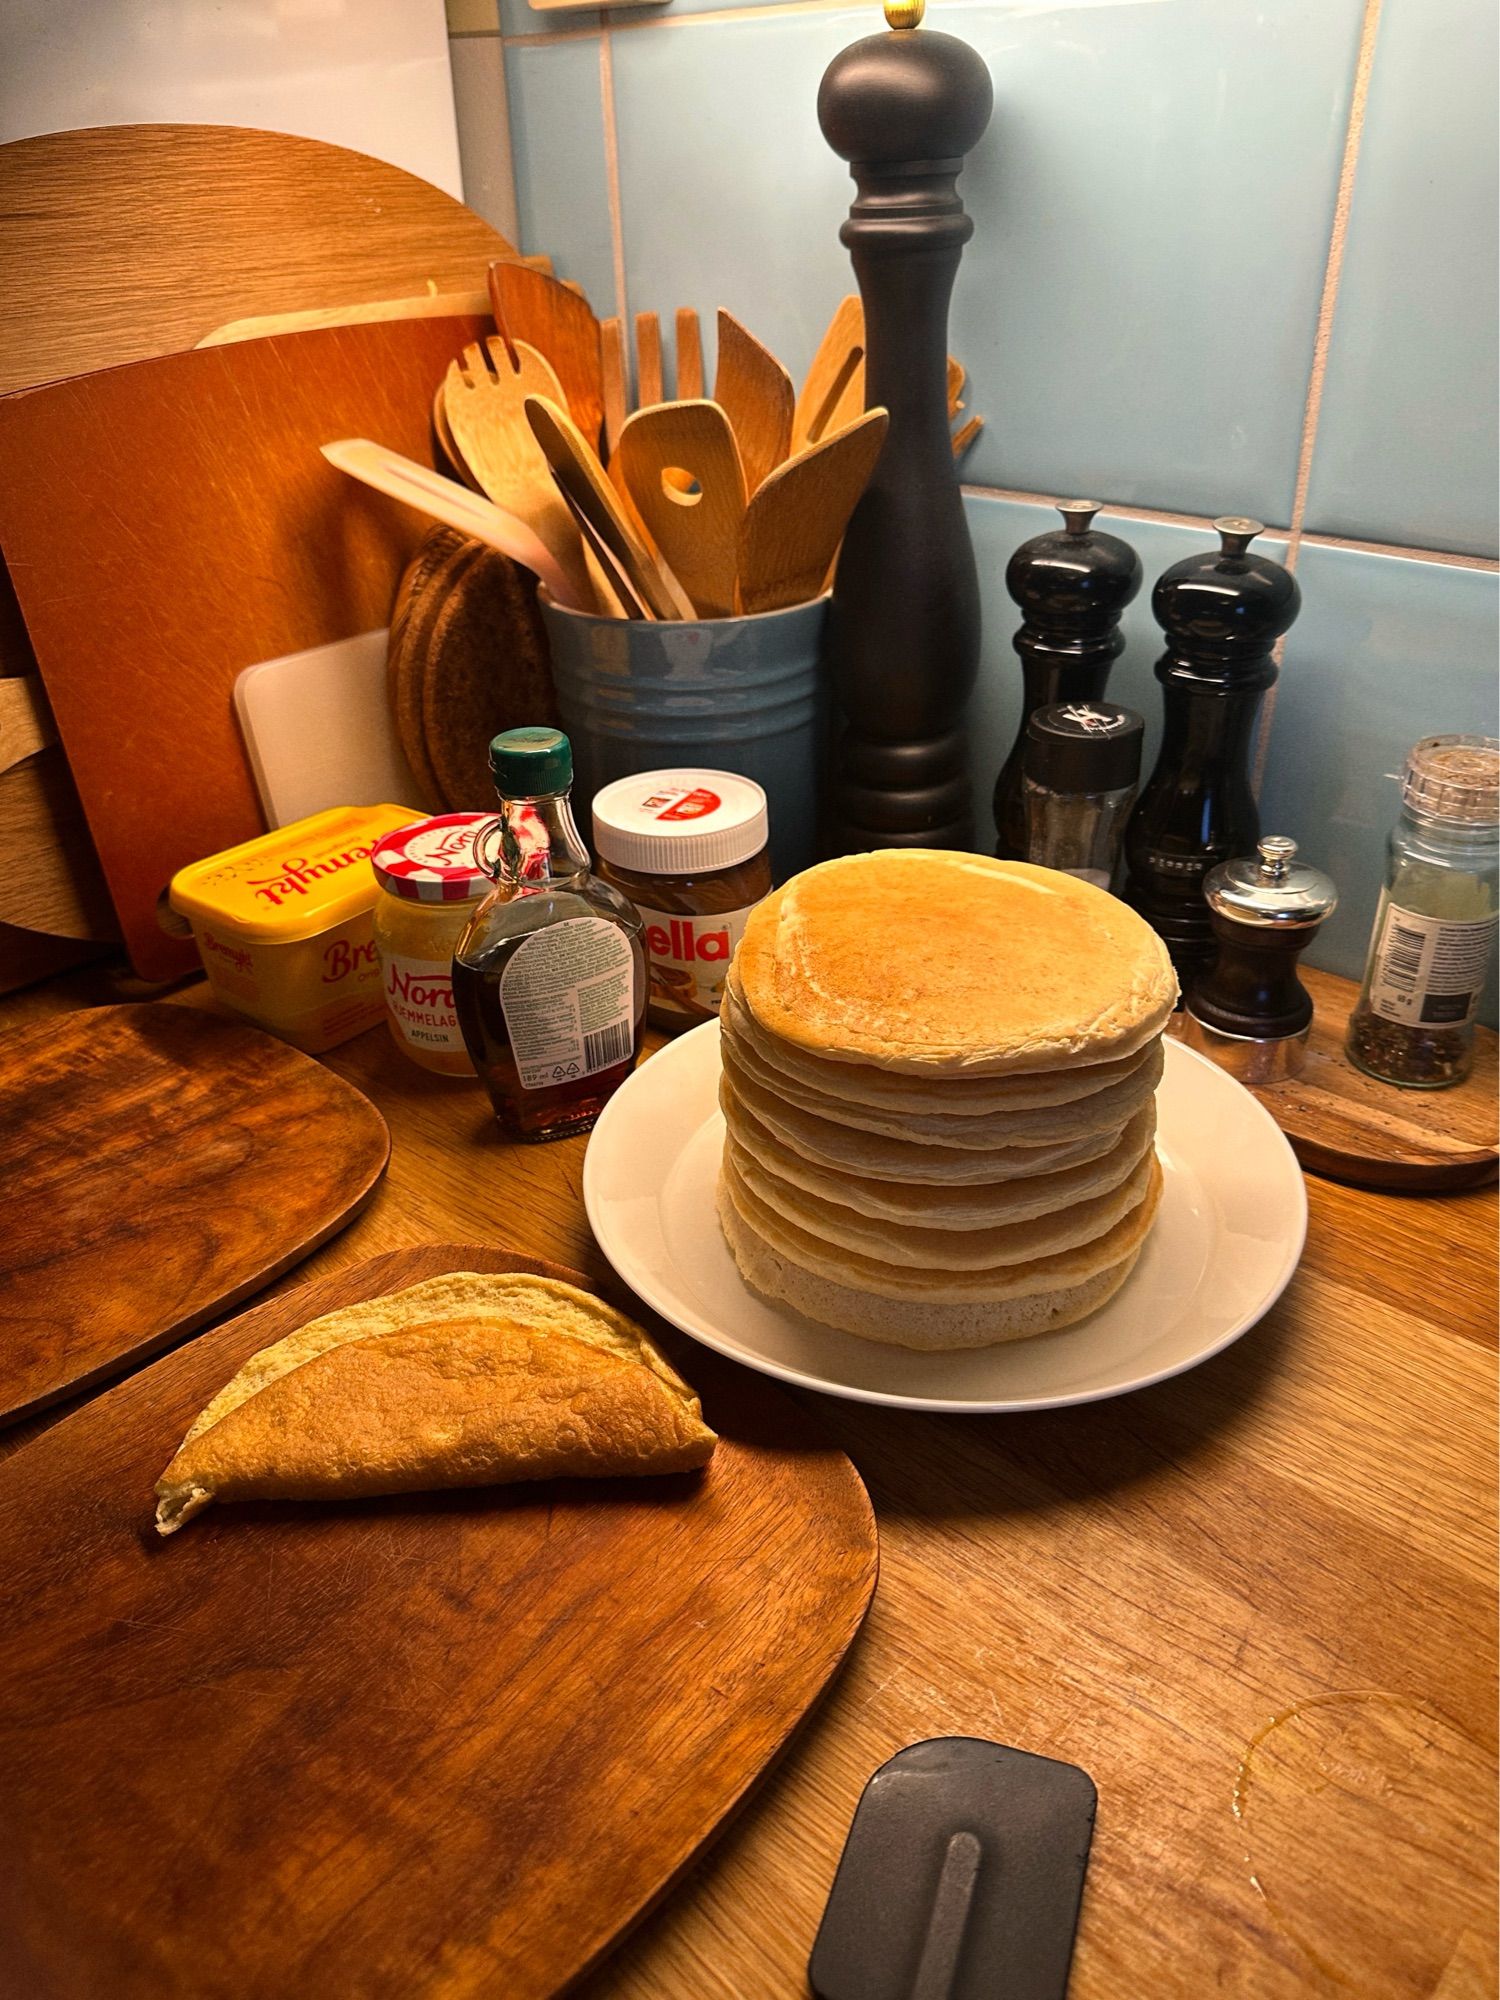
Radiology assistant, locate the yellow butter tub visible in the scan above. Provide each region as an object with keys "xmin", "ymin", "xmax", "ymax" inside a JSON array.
[{"xmin": 169, "ymin": 804, "xmax": 421, "ymax": 1053}]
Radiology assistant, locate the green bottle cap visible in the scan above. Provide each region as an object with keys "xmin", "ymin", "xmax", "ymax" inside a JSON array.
[{"xmin": 488, "ymin": 726, "xmax": 573, "ymax": 797}]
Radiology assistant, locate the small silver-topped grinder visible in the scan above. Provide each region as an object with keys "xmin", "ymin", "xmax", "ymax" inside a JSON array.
[{"xmin": 1181, "ymin": 836, "xmax": 1338, "ymax": 1083}]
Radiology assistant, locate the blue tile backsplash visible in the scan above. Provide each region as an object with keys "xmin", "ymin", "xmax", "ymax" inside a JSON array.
[{"xmin": 450, "ymin": 0, "xmax": 1498, "ymax": 1001}]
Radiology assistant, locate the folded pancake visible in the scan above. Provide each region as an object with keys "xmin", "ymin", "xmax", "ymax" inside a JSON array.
[
  {"xmin": 734, "ymin": 851, "xmax": 1177, "ymax": 1076},
  {"xmin": 723, "ymin": 1007, "xmax": 1163, "ymax": 1147},
  {"xmin": 155, "ymin": 1273, "xmax": 716, "ymax": 1535}
]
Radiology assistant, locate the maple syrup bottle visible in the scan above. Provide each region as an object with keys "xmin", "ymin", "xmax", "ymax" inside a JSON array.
[
  {"xmin": 452, "ymin": 728, "xmax": 646, "ymax": 1142},
  {"xmin": 1123, "ymin": 519, "xmax": 1300, "ymax": 992},
  {"xmin": 993, "ymin": 501, "xmax": 1141, "ymax": 859}
]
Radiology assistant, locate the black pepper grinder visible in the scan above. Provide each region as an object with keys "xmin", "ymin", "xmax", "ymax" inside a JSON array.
[
  {"xmin": 1123, "ymin": 518, "xmax": 1300, "ymax": 990},
  {"xmin": 817, "ymin": 0, "xmax": 993, "ymax": 853},
  {"xmin": 1181, "ymin": 836, "xmax": 1338, "ymax": 1083},
  {"xmin": 993, "ymin": 500, "xmax": 1142, "ymax": 858}
]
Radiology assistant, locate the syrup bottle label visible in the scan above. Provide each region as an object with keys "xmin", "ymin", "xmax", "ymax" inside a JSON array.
[
  {"xmin": 1366, "ymin": 903, "xmax": 1497, "ymax": 1027},
  {"xmin": 498, "ymin": 916, "xmax": 637, "ymax": 1090}
]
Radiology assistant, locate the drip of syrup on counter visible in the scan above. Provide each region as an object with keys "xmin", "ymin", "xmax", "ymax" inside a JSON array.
[{"xmin": 1231, "ymin": 1690, "xmax": 1494, "ymax": 1995}]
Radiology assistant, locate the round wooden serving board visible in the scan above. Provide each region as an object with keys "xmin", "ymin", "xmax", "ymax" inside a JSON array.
[
  {"xmin": 0, "ymin": 1005, "xmax": 389, "ymax": 1426},
  {"xmin": 1177, "ymin": 970, "xmax": 1498, "ymax": 1194},
  {"xmin": 0, "ymin": 1243, "xmax": 877, "ymax": 2000}
]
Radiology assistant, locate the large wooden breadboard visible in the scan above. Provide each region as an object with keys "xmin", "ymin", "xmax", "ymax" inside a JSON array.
[{"xmin": 0, "ymin": 1242, "xmax": 877, "ymax": 2000}]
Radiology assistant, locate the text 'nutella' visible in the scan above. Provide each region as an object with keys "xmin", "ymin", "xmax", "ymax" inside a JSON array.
[{"xmin": 591, "ymin": 770, "xmax": 772, "ymax": 1032}]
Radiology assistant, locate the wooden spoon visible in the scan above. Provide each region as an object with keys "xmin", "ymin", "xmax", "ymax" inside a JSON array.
[
  {"xmin": 736, "ymin": 407, "xmax": 888, "ymax": 615},
  {"xmin": 320, "ymin": 439, "xmax": 589, "ymax": 611},
  {"xmin": 714, "ymin": 309, "xmax": 794, "ymax": 496},
  {"xmin": 488, "ymin": 261, "xmax": 605, "ymax": 452},
  {"xmin": 431, "ymin": 382, "xmax": 480, "ymax": 490},
  {"xmin": 442, "ymin": 337, "xmax": 593, "ymax": 610},
  {"xmin": 525, "ymin": 395, "xmax": 697, "ymax": 621},
  {"xmin": 616, "ymin": 401, "xmax": 747, "ymax": 619}
]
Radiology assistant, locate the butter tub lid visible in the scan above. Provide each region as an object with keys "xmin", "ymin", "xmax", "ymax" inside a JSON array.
[{"xmin": 170, "ymin": 804, "xmax": 422, "ymax": 943}]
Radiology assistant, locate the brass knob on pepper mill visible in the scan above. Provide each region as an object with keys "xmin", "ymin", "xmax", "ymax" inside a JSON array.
[{"xmin": 1181, "ymin": 835, "xmax": 1338, "ymax": 1083}]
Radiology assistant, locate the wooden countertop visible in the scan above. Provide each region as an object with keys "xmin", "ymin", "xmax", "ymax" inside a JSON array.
[{"xmin": 6, "ymin": 970, "xmax": 1496, "ymax": 1999}]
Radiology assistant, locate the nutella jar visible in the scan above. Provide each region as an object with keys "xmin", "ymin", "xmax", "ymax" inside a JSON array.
[{"xmin": 591, "ymin": 770, "xmax": 771, "ymax": 1031}]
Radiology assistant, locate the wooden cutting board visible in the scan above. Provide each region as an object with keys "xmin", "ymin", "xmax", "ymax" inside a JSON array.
[
  {"xmin": 0, "ymin": 313, "xmax": 489, "ymax": 980},
  {"xmin": 0, "ymin": 1006, "xmax": 389, "ymax": 1426},
  {"xmin": 0, "ymin": 1242, "xmax": 877, "ymax": 2000}
]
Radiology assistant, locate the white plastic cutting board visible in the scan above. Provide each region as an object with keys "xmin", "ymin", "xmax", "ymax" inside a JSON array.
[{"xmin": 234, "ymin": 629, "xmax": 423, "ymax": 828}]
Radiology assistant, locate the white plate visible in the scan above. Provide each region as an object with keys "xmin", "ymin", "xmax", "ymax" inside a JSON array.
[{"xmin": 583, "ymin": 1022, "xmax": 1306, "ymax": 1413}]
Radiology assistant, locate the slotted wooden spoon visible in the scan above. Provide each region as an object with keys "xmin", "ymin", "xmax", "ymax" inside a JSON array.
[
  {"xmin": 616, "ymin": 400, "xmax": 747, "ymax": 619},
  {"xmin": 736, "ymin": 407, "xmax": 888, "ymax": 615},
  {"xmin": 714, "ymin": 309, "xmax": 795, "ymax": 496},
  {"xmin": 793, "ymin": 294, "xmax": 864, "ymax": 451}
]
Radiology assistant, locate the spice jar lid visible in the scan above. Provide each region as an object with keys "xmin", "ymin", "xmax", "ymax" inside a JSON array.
[
  {"xmin": 1204, "ymin": 836, "xmax": 1338, "ymax": 927},
  {"xmin": 1401, "ymin": 734, "xmax": 1500, "ymax": 825},
  {"xmin": 591, "ymin": 770, "xmax": 769, "ymax": 877},
  {"xmin": 371, "ymin": 813, "xmax": 496, "ymax": 901},
  {"xmin": 1024, "ymin": 702, "xmax": 1143, "ymax": 794}
]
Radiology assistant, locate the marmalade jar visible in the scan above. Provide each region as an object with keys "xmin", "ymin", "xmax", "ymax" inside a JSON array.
[{"xmin": 371, "ymin": 813, "xmax": 496, "ymax": 1075}]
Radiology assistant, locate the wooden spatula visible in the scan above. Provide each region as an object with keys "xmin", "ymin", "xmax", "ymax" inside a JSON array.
[
  {"xmin": 736, "ymin": 407, "xmax": 888, "ymax": 615},
  {"xmin": 794, "ymin": 295, "xmax": 864, "ymax": 451},
  {"xmin": 634, "ymin": 312, "xmax": 664, "ymax": 407},
  {"xmin": 442, "ymin": 337, "xmax": 593, "ymax": 611},
  {"xmin": 675, "ymin": 309, "xmax": 705, "ymax": 399},
  {"xmin": 616, "ymin": 401, "xmax": 747, "ymax": 619},
  {"xmin": 488, "ymin": 261, "xmax": 605, "ymax": 452},
  {"xmin": 320, "ymin": 439, "xmax": 589, "ymax": 611},
  {"xmin": 525, "ymin": 395, "xmax": 697, "ymax": 621},
  {"xmin": 714, "ymin": 310, "xmax": 795, "ymax": 497},
  {"xmin": 600, "ymin": 316, "xmax": 629, "ymax": 460},
  {"xmin": 431, "ymin": 382, "xmax": 480, "ymax": 490}
]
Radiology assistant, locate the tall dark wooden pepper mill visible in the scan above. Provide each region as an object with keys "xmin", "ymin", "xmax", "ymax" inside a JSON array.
[
  {"xmin": 992, "ymin": 500, "xmax": 1142, "ymax": 858},
  {"xmin": 1123, "ymin": 517, "xmax": 1301, "ymax": 991},
  {"xmin": 818, "ymin": 0, "xmax": 993, "ymax": 852}
]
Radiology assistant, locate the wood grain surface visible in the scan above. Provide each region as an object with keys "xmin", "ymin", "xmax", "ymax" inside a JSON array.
[
  {"xmin": 0, "ymin": 968, "xmax": 1494, "ymax": 1999},
  {"xmin": 0, "ymin": 1241, "xmax": 877, "ymax": 2000},
  {"xmin": 0, "ymin": 124, "xmax": 515, "ymax": 394},
  {"xmin": 0, "ymin": 1005, "xmax": 388, "ymax": 1425},
  {"xmin": 0, "ymin": 315, "xmax": 488, "ymax": 979},
  {"xmin": 1234, "ymin": 967, "xmax": 1498, "ymax": 1191}
]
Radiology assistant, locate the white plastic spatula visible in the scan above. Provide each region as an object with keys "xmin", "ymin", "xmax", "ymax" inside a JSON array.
[{"xmin": 234, "ymin": 630, "xmax": 422, "ymax": 827}]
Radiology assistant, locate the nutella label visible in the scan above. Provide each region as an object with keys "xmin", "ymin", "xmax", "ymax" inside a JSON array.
[
  {"xmin": 637, "ymin": 899, "xmax": 756, "ymax": 1022},
  {"xmin": 380, "ymin": 950, "xmax": 465, "ymax": 1053}
]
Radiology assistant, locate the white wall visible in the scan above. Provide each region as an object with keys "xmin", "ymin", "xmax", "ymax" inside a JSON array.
[{"xmin": 2, "ymin": 0, "xmax": 463, "ymax": 194}]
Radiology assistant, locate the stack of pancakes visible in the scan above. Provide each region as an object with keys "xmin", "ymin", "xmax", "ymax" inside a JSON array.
[{"xmin": 717, "ymin": 851, "xmax": 1178, "ymax": 1350}]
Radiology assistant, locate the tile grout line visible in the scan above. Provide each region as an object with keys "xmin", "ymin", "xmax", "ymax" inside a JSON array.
[
  {"xmin": 1253, "ymin": 0, "xmax": 1384, "ymax": 795},
  {"xmin": 496, "ymin": 0, "xmax": 863, "ymax": 44},
  {"xmin": 961, "ymin": 482, "xmax": 1497, "ymax": 574},
  {"xmin": 598, "ymin": 27, "xmax": 631, "ymax": 340}
]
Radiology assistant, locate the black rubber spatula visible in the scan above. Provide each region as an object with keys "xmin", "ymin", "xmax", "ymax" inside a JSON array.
[{"xmin": 809, "ymin": 1737, "xmax": 1097, "ymax": 2000}]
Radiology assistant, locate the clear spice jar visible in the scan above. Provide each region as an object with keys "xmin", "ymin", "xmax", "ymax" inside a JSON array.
[
  {"xmin": 1023, "ymin": 701, "xmax": 1143, "ymax": 891},
  {"xmin": 371, "ymin": 813, "xmax": 496, "ymax": 1076},
  {"xmin": 1345, "ymin": 735, "xmax": 1499, "ymax": 1090}
]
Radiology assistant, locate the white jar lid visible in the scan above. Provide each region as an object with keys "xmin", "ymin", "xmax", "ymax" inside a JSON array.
[{"xmin": 591, "ymin": 770, "xmax": 769, "ymax": 877}]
